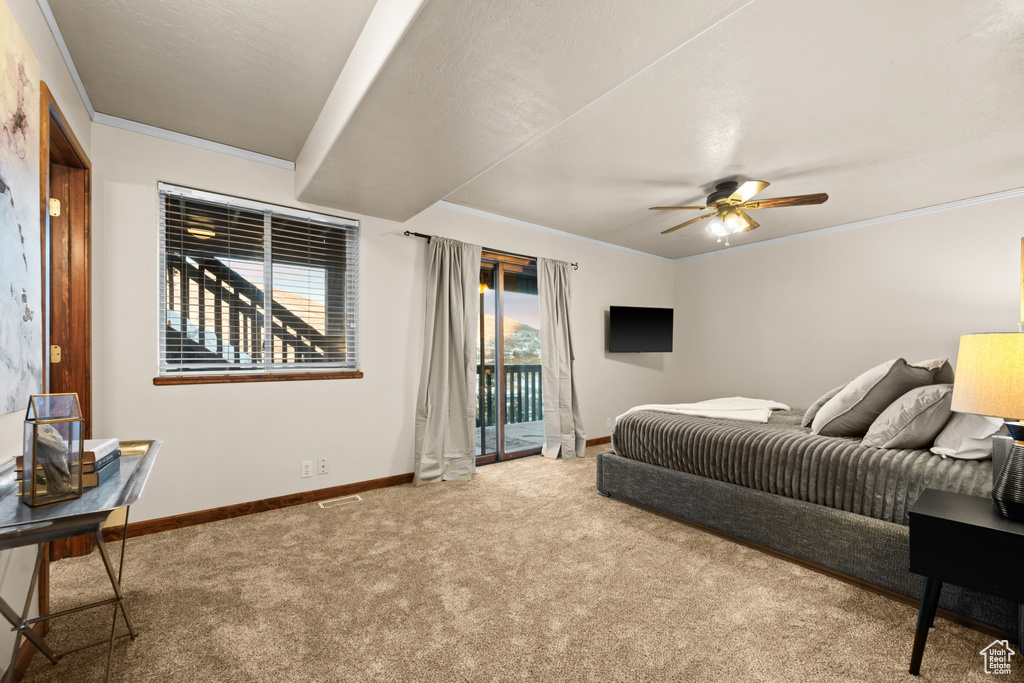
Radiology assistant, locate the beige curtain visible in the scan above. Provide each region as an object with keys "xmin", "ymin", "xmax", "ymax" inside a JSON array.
[
  {"xmin": 414, "ymin": 236, "xmax": 482, "ymax": 484},
  {"xmin": 538, "ymin": 258, "xmax": 585, "ymax": 459}
]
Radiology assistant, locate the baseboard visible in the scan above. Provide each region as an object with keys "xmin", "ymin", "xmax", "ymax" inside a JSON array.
[
  {"xmin": 585, "ymin": 436, "xmax": 611, "ymax": 447},
  {"xmin": 614, "ymin": 495, "xmax": 1013, "ymax": 642},
  {"xmin": 4, "ymin": 623, "xmax": 46, "ymax": 682},
  {"xmin": 104, "ymin": 472, "xmax": 413, "ymax": 542}
]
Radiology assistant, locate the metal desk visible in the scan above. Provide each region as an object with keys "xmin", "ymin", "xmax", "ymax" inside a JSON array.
[{"xmin": 0, "ymin": 440, "xmax": 160, "ymax": 683}]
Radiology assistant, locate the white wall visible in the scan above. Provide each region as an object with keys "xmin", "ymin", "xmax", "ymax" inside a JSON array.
[
  {"xmin": 89, "ymin": 124, "xmax": 676, "ymax": 523},
  {"xmin": 672, "ymin": 194, "xmax": 1024, "ymax": 407}
]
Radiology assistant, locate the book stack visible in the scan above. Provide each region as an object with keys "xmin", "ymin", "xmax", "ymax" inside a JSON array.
[{"xmin": 17, "ymin": 438, "xmax": 121, "ymax": 491}]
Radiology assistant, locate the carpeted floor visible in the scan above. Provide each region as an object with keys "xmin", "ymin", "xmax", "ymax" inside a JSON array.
[{"xmin": 23, "ymin": 447, "xmax": 1017, "ymax": 682}]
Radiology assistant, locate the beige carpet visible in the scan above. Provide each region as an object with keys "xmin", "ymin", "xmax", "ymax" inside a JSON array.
[{"xmin": 23, "ymin": 447, "xmax": 1017, "ymax": 682}]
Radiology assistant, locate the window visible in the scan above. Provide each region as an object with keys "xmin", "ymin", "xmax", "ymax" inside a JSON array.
[{"xmin": 157, "ymin": 183, "xmax": 359, "ymax": 381}]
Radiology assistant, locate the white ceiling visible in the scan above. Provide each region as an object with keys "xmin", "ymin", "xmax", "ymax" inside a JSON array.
[
  {"xmin": 48, "ymin": 0, "xmax": 378, "ymax": 160},
  {"xmin": 47, "ymin": 0, "xmax": 1024, "ymax": 258}
]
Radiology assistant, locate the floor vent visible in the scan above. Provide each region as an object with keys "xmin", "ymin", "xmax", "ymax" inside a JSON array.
[{"xmin": 318, "ymin": 494, "xmax": 362, "ymax": 509}]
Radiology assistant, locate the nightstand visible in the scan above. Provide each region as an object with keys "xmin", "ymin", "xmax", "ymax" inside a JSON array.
[{"xmin": 908, "ymin": 488, "xmax": 1024, "ymax": 675}]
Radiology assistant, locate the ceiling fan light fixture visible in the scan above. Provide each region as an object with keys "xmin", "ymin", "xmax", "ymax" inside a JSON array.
[
  {"xmin": 654, "ymin": 179, "xmax": 827, "ymax": 245},
  {"xmin": 721, "ymin": 209, "xmax": 748, "ymax": 234},
  {"xmin": 704, "ymin": 215, "xmax": 728, "ymax": 237}
]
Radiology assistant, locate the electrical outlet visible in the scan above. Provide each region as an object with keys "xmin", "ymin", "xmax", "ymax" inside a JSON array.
[
  {"xmin": 318, "ymin": 457, "xmax": 328, "ymax": 475},
  {"xmin": 607, "ymin": 417, "xmax": 614, "ymax": 428},
  {"xmin": 301, "ymin": 460, "xmax": 313, "ymax": 478}
]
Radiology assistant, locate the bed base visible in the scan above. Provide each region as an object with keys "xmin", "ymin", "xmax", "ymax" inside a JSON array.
[{"xmin": 596, "ymin": 450, "xmax": 1018, "ymax": 636}]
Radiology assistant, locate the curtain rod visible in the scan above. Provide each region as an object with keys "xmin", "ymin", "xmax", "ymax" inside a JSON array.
[{"xmin": 403, "ymin": 231, "xmax": 578, "ymax": 270}]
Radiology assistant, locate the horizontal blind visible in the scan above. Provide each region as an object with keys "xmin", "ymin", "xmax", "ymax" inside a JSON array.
[{"xmin": 158, "ymin": 183, "xmax": 359, "ymax": 375}]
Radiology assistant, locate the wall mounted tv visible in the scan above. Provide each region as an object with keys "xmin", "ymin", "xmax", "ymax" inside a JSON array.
[{"xmin": 608, "ymin": 306, "xmax": 673, "ymax": 353}]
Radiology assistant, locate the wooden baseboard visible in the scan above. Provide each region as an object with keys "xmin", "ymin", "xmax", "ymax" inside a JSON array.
[
  {"xmin": 585, "ymin": 436, "xmax": 611, "ymax": 447},
  {"xmin": 611, "ymin": 495, "xmax": 1013, "ymax": 642},
  {"xmin": 5, "ymin": 623, "xmax": 46, "ymax": 683},
  {"xmin": 104, "ymin": 472, "xmax": 413, "ymax": 542}
]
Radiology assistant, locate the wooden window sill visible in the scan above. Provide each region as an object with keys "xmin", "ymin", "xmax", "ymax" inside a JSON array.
[{"xmin": 153, "ymin": 371, "xmax": 363, "ymax": 386}]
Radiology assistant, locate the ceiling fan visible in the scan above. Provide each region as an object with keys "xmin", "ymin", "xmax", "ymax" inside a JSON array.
[{"xmin": 651, "ymin": 180, "xmax": 828, "ymax": 245}]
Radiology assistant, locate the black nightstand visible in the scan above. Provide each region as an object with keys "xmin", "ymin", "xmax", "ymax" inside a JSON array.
[{"xmin": 908, "ymin": 488, "xmax": 1024, "ymax": 675}]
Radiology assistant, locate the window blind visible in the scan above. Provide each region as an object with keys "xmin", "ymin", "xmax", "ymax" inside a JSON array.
[{"xmin": 158, "ymin": 183, "xmax": 359, "ymax": 375}]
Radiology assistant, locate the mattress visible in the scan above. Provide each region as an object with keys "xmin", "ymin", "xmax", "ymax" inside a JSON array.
[{"xmin": 611, "ymin": 409, "xmax": 992, "ymax": 525}]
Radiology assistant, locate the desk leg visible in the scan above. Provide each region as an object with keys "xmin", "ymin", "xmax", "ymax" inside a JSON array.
[
  {"xmin": 909, "ymin": 577, "xmax": 943, "ymax": 676},
  {"xmin": 93, "ymin": 526, "xmax": 136, "ymax": 683},
  {"xmin": 1, "ymin": 544, "xmax": 59, "ymax": 683}
]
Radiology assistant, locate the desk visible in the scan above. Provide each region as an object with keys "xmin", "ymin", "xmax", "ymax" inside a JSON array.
[
  {"xmin": 0, "ymin": 440, "xmax": 160, "ymax": 683},
  {"xmin": 908, "ymin": 488, "xmax": 1024, "ymax": 676}
]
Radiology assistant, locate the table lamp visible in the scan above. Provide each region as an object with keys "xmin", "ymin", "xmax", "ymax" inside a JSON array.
[{"xmin": 951, "ymin": 332, "xmax": 1024, "ymax": 520}]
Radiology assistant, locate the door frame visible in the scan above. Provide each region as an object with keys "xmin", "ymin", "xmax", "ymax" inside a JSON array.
[
  {"xmin": 23, "ymin": 83, "xmax": 92, "ymax": 667},
  {"xmin": 476, "ymin": 252, "xmax": 543, "ymax": 465},
  {"xmin": 39, "ymin": 82, "xmax": 92, "ymax": 431}
]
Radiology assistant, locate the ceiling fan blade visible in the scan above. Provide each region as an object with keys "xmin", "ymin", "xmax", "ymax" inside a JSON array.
[
  {"xmin": 729, "ymin": 180, "xmax": 769, "ymax": 203},
  {"xmin": 661, "ymin": 213, "xmax": 713, "ymax": 234},
  {"xmin": 736, "ymin": 209, "xmax": 759, "ymax": 231},
  {"xmin": 744, "ymin": 193, "xmax": 828, "ymax": 209},
  {"xmin": 649, "ymin": 205, "xmax": 708, "ymax": 210}
]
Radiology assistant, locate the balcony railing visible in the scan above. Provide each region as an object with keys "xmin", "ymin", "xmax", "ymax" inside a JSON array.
[
  {"xmin": 476, "ymin": 363, "xmax": 542, "ymax": 427},
  {"xmin": 164, "ymin": 253, "xmax": 337, "ymax": 369}
]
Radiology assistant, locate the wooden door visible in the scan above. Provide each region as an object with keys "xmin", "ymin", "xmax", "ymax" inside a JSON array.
[
  {"xmin": 47, "ymin": 163, "xmax": 90, "ymax": 430},
  {"xmin": 39, "ymin": 84, "xmax": 92, "ymax": 561}
]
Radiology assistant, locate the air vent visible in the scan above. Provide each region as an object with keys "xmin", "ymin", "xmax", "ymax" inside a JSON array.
[{"xmin": 317, "ymin": 494, "xmax": 362, "ymax": 509}]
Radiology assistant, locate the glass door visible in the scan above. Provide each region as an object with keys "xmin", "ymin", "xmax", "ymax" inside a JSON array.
[
  {"xmin": 476, "ymin": 257, "xmax": 544, "ymax": 463},
  {"xmin": 477, "ymin": 265, "xmax": 498, "ymax": 463}
]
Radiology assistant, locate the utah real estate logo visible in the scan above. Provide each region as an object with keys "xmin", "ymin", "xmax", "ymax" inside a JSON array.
[{"xmin": 980, "ymin": 640, "xmax": 1015, "ymax": 675}]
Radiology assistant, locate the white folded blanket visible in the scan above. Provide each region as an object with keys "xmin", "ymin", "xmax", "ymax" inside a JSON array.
[{"xmin": 617, "ymin": 397, "xmax": 791, "ymax": 424}]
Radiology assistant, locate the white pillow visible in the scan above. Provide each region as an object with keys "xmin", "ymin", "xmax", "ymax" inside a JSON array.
[{"xmin": 930, "ymin": 413, "xmax": 1004, "ymax": 460}]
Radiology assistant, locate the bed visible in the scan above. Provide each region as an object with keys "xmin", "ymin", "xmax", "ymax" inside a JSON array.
[{"xmin": 596, "ymin": 408, "xmax": 1018, "ymax": 635}]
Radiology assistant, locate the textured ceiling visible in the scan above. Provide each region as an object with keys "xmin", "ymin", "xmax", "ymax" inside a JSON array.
[
  {"xmin": 297, "ymin": 0, "xmax": 750, "ymax": 220},
  {"xmin": 48, "ymin": 0, "xmax": 377, "ymax": 160},
  {"xmin": 446, "ymin": 0, "xmax": 1024, "ymax": 259},
  {"xmin": 49, "ymin": 0, "xmax": 1024, "ymax": 258}
]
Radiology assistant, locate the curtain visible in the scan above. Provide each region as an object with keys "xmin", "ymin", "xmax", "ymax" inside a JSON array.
[
  {"xmin": 414, "ymin": 236, "xmax": 482, "ymax": 485},
  {"xmin": 538, "ymin": 258, "xmax": 585, "ymax": 459}
]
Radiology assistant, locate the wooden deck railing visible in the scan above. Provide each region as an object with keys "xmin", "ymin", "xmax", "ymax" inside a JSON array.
[
  {"xmin": 476, "ymin": 363, "xmax": 542, "ymax": 427},
  {"xmin": 164, "ymin": 253, "xmax": 337, "ymax": 367}
]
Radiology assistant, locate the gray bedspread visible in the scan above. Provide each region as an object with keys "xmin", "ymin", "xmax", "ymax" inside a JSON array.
[{"xmin": 612, "ymin": 409, "xmax": 992, "ymax": 525}]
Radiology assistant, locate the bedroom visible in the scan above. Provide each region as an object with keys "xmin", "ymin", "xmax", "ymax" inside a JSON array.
[{"xmin": 0, "ymin": 0, "xmax": 1021, "ymax": 680}]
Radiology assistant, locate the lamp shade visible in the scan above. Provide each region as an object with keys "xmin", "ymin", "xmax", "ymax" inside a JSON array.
[{"xmin": 951, "ymin": 333, "xmax": 1024, "ymax": 420}]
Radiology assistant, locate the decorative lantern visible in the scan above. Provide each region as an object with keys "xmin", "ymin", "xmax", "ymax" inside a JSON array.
[{"xmin": 22, "ymin": 394, "xmax": 84, "ymax": 506}]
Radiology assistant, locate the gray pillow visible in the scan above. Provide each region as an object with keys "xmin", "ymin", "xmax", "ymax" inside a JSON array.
[
  {"xmin": 801, "ymin": 383, "xmax": 848, "ymax": 428},
  {"xmin": 914, "ymin": 358, "xmax": 955, "ymax": 384},
  {"xmin": 810, "ymin": 359, "xmax": 935, "ymax": 437},
  {"xmin": 862, "ymin": 384, "xmax": 954, "ymax": 449}
]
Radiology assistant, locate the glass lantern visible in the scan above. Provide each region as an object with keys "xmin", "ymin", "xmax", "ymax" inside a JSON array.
[{"xmin": 22, "ymin": 394, "xmax": 84, "ymax": 506}]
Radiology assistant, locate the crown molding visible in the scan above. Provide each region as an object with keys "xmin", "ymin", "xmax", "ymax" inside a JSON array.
[
  {"xmin": 436, "ymin": 201, "xmax": 674, "ymax": 263},
  {"xmin": 94, "ymin": 114, "xmax": 295, "ymax": 170},
  {"xmin": 443, "ymin": 186, "xmax": 1024, "ymax": 265},
  {"xmin": 672, "ymin": 186, "xmax": 1024, "ymax": 263},
  {"xmin": 36, "ymin": 0, "xmax": 94, "ymax": 117}
]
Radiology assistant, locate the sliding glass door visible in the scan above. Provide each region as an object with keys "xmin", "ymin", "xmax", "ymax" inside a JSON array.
[{"xmin": 476, "ymin": 256, "xmax": 544, "ymax": 463}]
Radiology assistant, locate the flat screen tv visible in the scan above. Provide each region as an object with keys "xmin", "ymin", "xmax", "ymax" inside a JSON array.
[{"xmin": 608, "ymin": 306, "xmax": 673, "ymax": 353}]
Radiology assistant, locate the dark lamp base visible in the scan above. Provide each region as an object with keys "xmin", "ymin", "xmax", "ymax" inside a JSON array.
[{"xmin": 992, "ymin": 422, "xmax": 1024, "ymax": 522}]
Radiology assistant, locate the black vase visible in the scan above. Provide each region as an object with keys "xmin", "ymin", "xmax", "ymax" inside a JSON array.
[{"xmin": 993, "ymin": 423, "xmax": 1024, "ymax": 522}]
